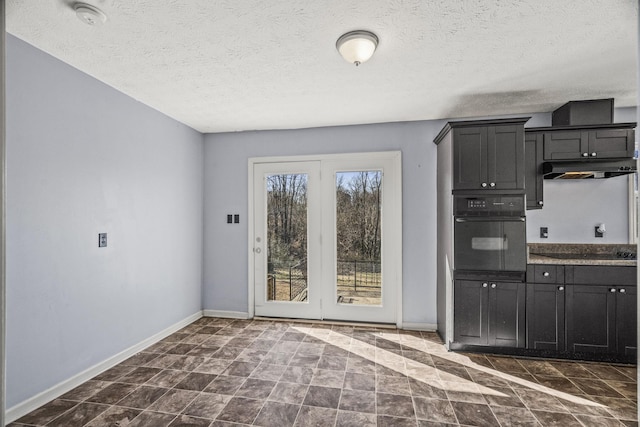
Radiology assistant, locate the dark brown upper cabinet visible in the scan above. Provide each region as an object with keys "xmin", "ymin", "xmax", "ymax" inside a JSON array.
[
  {"xmin": 434, "ymin": 118, "xmax": 529, "ymax": 192},
  {"xmin": 539, "ymin": 124, "xmax": 635, "ymax": 161},
  {"xmin": 524, "ymin": 132, "xmax": 544, "ymax": 209}
]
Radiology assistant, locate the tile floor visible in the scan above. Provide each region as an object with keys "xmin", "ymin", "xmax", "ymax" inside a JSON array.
[{"xmin": 8, "ymin": 317, "xmax": 638, "ymax": 427}]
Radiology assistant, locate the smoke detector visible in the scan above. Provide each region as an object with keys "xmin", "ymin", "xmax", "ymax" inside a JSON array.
[{"xmin": 73, "ymin": 3, "xmax": 107, "ymax": 26}]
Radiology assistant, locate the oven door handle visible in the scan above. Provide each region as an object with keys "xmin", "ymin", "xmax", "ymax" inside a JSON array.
[{"xmin": 455, "ymin": 217, "xmax": 526, "ymax": 223}]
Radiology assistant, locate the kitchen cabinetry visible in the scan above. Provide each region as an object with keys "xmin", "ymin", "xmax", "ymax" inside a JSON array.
[
  {"xmin": 524, "ymin": 132, "xmax": 544, "ymax": 209},
  {"xmin": 526, "ymin": 264, "xmax": 636, "ymax": 359},
  {"xmin": 452, "ymin": 123, "xmax": 525, "ymax": 191},
  {"xmin": 434, "ymin": 118, "xmax": 529, "ymax": 192},
  {"xmin": 540, "ymin": 125, "xmax": 634, "ymax": 161},
  {"xmin": 454, "ymin": 280, "xmax": 525, "ymax": 348},
  {"xmin": 526, "ymin": 265, "xmax": 565, "ymax": 351},
  {"xmin": 565, "ymin": 265, "xmax": 637, "ymax": 357}
]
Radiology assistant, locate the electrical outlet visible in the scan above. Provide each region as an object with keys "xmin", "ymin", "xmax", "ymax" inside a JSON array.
[
  {"xmin": 595, "ymin": 226, "xmax": 604, "ymax": 238},
  {"xmin": 234, "ymin": 214, "xmax": 240, "ymax": 224},
  {"xmin": 227, "ymin": 214, "xmax": 233, "ymax": 224},
  {"xmin": 98, "ymin": 233, "xmax": 107, "ymax": 248},
  {"xmin": 540, "ymin": 227, "xmax": 548, "ymax": 238}
]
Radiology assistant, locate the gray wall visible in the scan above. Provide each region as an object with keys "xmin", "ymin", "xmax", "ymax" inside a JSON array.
[
  {"xmin": 526, "ymin": 178, "xmax": 630, "ymax": 243},
  {"xmin": 526, "ymin": 107, "xmax": 636, "ymax": 244},
  {"xmin": 6, "ymin": 35, "xmax": 204, "ymax": 407},
  {"xmin": 203, "ymin": 122, "xmax": 443, "ymax": 324}
]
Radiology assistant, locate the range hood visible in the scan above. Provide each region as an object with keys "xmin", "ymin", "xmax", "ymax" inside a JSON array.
[{"xmin": 542, "ymin": 159, "xmax": 637, "ymax": 179}]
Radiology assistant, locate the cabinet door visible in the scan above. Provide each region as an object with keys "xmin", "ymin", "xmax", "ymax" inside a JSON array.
[
  {"xmin": 454, "ymin": 280, "xmax": 488, "ymax": 345},
  {"xmin": 488, "ymin": 282, "xmax": 525, "ymax": 348},
  {"xmin": 566, "ymin": 285, "xmax": 615, "ymax": 354},
  {"xmin": 488, "ymin": 125, "xmax": 525, "ymax": 190},
  {"xmin": 526, "ymin": 283, "xmax": 565, "ymax": 351},
  {"xmin": 616, "ymin": 286, "xmax": 637, "ymax": 356},
  {"xmin": 588, "ymin": 129, "xmax": 635, "ymax": 159},
  {"xmin": 453, "ymin": 127, "xmax": 487, "ymax": 190},
  {"xmin": 525, "ymin": 133, "xmax": 544, "ymax": 209},
  {"xmin": 543, "ymin": 131, "xmax": 588, "ymax": 160}
]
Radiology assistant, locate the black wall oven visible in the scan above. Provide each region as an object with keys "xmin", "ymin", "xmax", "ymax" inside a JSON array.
[{"xmin": 454, "ymin": 195, "xmax": 526, "ymax": 275}]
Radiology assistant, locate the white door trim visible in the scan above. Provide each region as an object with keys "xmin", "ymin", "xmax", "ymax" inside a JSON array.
[
  {"xmin": 248, "ymin": 151, "xmax": 403, "ymax": 327},
  {"xmin": 1, "ymin": 3, "xmax": 7, "ymax": 424}
]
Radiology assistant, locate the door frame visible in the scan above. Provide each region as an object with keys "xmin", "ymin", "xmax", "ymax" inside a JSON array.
[{"xmin": 248, "ymin": 151, "xmax": 403, "ymax": 327}]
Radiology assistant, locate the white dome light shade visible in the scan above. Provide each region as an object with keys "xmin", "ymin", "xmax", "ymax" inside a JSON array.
[
  {"xmin": 74, "ymin": 2, "xmax": 107, "ymax": 26},
  {"xmin": 336, "ymin": 30, "xmax": 378, "ymax": 66}
]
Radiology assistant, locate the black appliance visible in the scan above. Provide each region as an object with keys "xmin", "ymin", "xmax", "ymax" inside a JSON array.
[
  {"xmin": 454, "ymin": 195, "xmax": 526, "ymax": 276},
  {"xmin": 542, "ymin": 158, "xmax": 637, "ymax": 180}
]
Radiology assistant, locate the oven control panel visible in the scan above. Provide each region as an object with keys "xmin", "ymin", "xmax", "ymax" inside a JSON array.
[
  {"xmin": 455, "ymin": 195, "xmax": 525, "ymax": 216},
  {"xmin": 467, "ymin": 199, "xmax": 487, "ymax": 209}
]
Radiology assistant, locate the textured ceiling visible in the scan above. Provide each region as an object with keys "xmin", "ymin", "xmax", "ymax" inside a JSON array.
[{"xmin": 6, "ymin": 0, "xmax": 639, "ymax": 133}]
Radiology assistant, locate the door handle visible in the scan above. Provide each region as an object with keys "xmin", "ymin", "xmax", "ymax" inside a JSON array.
[
  {"xmin": 255, "ymin": 248, "xmax": 262, "ymax": 254},
  {"xmin": 455, "ymin": 217, "xmax": 525, "ymax": 222}
]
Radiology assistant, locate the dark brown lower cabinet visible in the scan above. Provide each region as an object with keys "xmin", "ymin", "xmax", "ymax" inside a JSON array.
[
  {"xmin": 454, "ymin": 280, "xmax": 525, "ymax": 347},
  {"xmin": 526, "ymin": 283, "xmax": 565, "ymax": 351},
  {"xmin": 565, "ymin": 285, "xmax": 637, "ymax": 356},
  {"xmin": 616, "ymin": 286, "xmax": 637, "ymax": 356}
]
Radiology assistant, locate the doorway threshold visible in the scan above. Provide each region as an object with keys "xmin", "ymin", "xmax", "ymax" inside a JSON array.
[{"xmin": 253, "ymin": 316, "xmax": 397, "ymax": 330}]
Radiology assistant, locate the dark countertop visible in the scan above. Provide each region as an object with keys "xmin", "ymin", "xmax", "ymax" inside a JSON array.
[{"xmin": 528, "ymin": 243, "xmax": 637, "ymax": 267}]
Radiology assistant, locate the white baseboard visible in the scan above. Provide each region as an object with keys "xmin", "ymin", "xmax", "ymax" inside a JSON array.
[
  {"xmin": 203, "ymin": 310, "xmax": 251, "ymax": 319},
  {"xmin": 5, "ymin": 311, "xmax": 203, "ymax": 424},
  {"xmin": 402, "ymin": 322, "xmax": 437, "ymax": 332}
]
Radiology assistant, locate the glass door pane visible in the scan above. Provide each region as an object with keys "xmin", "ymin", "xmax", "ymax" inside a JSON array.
[
  {"xmin": 335, "ymin": 171, "xmax": 382, "ymax": 306},
  {"xmin": 266, "ymin": 173, "xmax": 308, "ymax": 302},
  {"xmin": 253, "ymin": 161, "xmax": 321, "ymax": 320}
]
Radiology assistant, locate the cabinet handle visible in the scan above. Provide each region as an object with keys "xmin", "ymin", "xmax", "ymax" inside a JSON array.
[
  {"xmin": 619, "ymin": 288, "xmax": 626, "ymax": 293},
  {"xmin": 582, "ymin": 152, "xmax": 589, "ymax": 157},
  {"xmin": 558, "ymin": 286, "xmax": 564, "ymax": 291},
  {"xmin": 591, "ymin": 152, "xmax": 597, "ymax": 157},
  {"xmin": 543, "ymin": 272, "xmax": 550, "ymax": 277},
  {"xmin": 489, "ymin": 182, "xmax": 496, "ymax": 187},
  {"xmin": 538, "ymin": 200, "xmax": 544, "ymax": 206},
  {"xmin": 610, "ymin": 288, "xmax": 617, "ymax": 293},
  {"xmin": 490, "ymin": 283, "xmax": 497, "ymax": 289},
  {"xmin": 481, "ymin": 183, "xmax": 487, "ymax": 188},
  {"xmin": 482, "ymin": 282, "xmax": 488, "ymax": 288}
]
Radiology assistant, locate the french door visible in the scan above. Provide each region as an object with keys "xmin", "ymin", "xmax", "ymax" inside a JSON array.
[{"xmin": 251, "ymin": 152, "xmax": 402, "ymax": 324}]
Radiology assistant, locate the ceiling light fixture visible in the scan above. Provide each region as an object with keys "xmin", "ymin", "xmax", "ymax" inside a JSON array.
[
  {"xmin": 74, "ymin": 2, "xmax": 107, "ymax": 26},
  {"xmin": 336, "ymin": 30, "xmax": 378, "ymax": 66}
]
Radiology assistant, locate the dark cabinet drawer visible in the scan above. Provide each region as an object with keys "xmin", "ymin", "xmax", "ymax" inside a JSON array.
[
  {"xmin": 527, "ymin": 265, "xmax": 564, "ymax": 283},
  {"xmin": 566, "ymin": 265, "xmax": 637, "ymax": 286}
]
